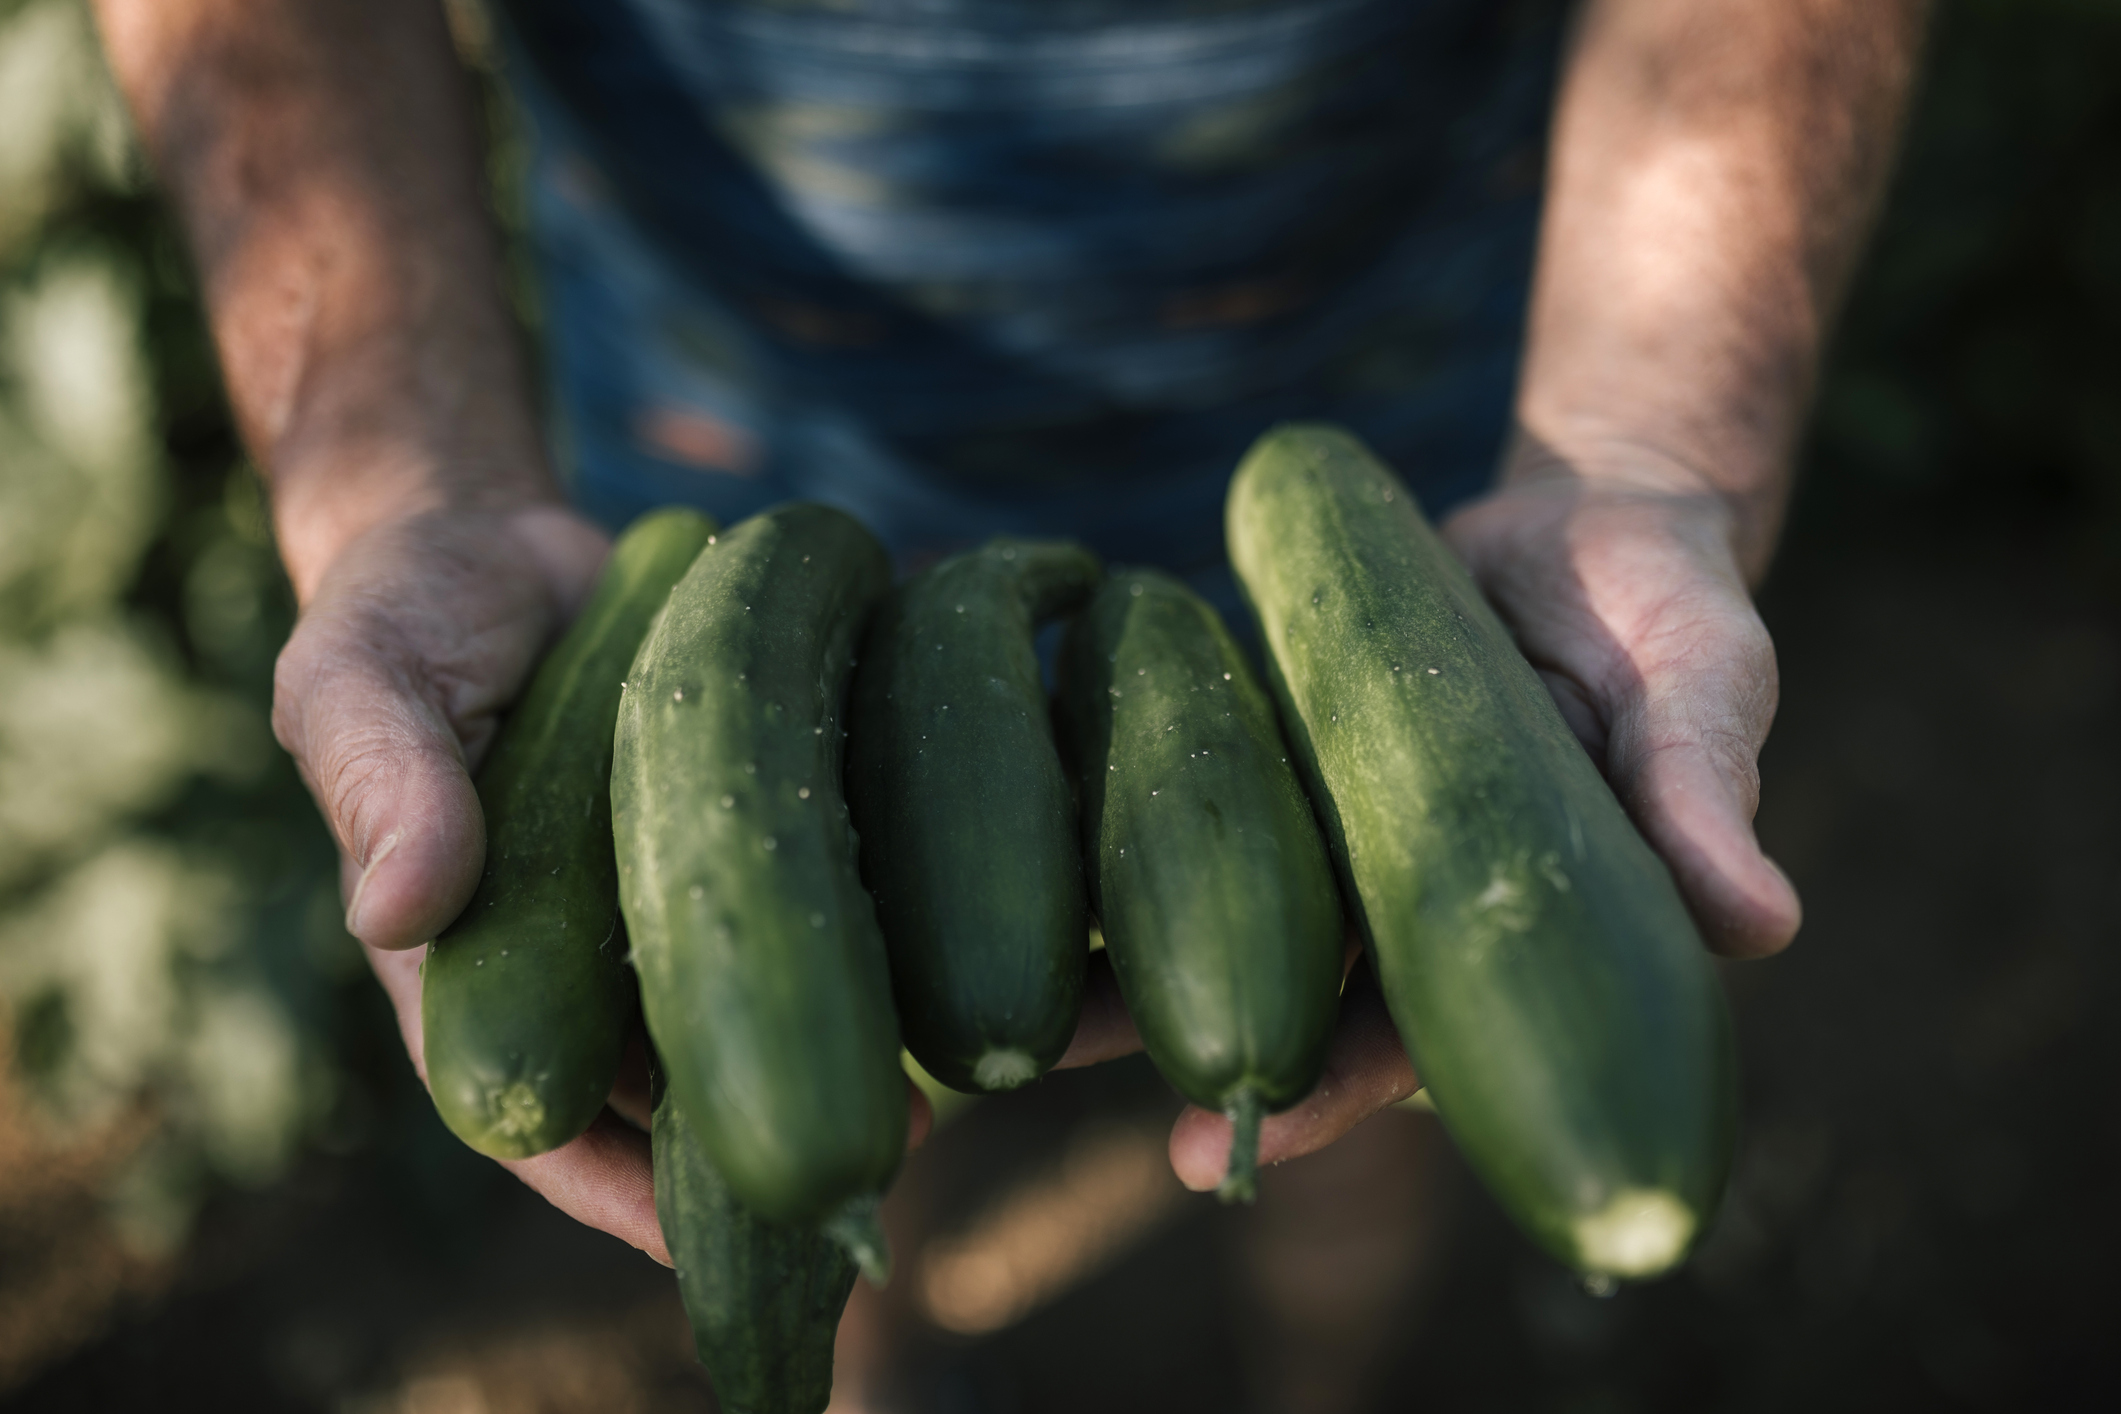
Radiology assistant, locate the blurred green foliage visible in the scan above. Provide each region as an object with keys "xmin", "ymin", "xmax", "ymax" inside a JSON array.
[
  {"xmin": 0, "ymin": 0, "xmax": 363, "ymax": 1252},
  {"xmin": 2, "ymin": 0, "xmax": 2120, "ymax": 1262}
]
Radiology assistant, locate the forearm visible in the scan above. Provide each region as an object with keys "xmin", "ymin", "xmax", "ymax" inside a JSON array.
[
  {"xmin": 92, "ymin": 0, "xmax": 553, "ymax": 600},
  {"xmin": 1517, "ymin": 0, "xmax": 1928, "ymax": 578}
]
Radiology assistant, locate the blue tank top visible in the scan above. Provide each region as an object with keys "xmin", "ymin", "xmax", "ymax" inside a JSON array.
[{"xmin": 498, "ymin": 0, "xmax": 1563, "ymax": 569}]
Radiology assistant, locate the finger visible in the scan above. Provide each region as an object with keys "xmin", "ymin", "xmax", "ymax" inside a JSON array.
[
  {"xmin": 364, "ymin": 938, "xmax": 430, "ymax": 1076},
  {"xmin": 1602, "ymin": 604, "xmax": 1801, "ymax": 959},
  {"xmin": 502, "ymin": 1113, "xmax": 667, "ymax": 1265},
  {"xmin": 1445, "ymin": 488, "xmax": 1801, "ymax": 959},
  {"xmin": 1054, "ymin": 950, "xmax": 1143, "ymax": 1070},
  {"xmin": 1168, "ymin": 959, "xmax": 1418, "ymax": 1192},
  {"xmin": 365, "ymin": 941, "xmax": 664, "ymax": 1261},
  {"xmin": 1612, "ymin": 732, "xmax": 1802, "ymax": 959},
  {"xmin": 278, "ymin": 617, "xmax": 487, "ymax": 950}
]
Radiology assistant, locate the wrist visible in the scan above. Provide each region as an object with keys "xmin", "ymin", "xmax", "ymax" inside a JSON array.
[
  {"xmin": 272, "ymin": 433, "xmax": 566, "ymax": 607},
  {"xmin": 265, "ymin": 338, "xmax": 560, "ymax": 603},
  {"xmin": 1495, "ymin": 419, "xmax": 1787, "ymax": 585}
]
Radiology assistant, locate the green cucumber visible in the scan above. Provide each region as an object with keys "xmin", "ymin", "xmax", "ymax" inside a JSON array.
[
  {"xmin": 653, "ymin": 1065, "xmax": 858, "ymax": 1414},
  {"xmin": 1225, "ymin": 423, "xmax": 1736, "ymax": 1278},
  {"xmin": 422, "ymin": 507, "xmax": 715, "ymax": 1159},
  {"xmin": 1057, "ymin": 569, "xmax": 1343, "ymax": 1201},
  {"xmin": 845, "ymin": 538, "xmax": 1101, "ymax": 1095},
  {"xmin": 615, "ymin": 503, "xmax": 906, "ymax": 1237}
]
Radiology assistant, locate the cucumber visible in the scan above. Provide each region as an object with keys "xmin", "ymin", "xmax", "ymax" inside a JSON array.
[
  {"xmin": 1056, "ymin": 569, "xmax": 1343, "ymax": 1201},
  {"xmin": 422, "ymin": 507, "xmax": 715, "ymax": 1160},
  {"xmin": 1225, "ymin": 424, "xmax": 1737, "ymax": 1278},
  {"xmin": 653, "ymin": 1065, "xmax": 858, "ymax": 1414},
  {"xmin": 615, "ymin": 503, "xmax": 906, "ymax": 1237},
  {"xmin": 845, "ymin": 538, "xmax": 1101, "ymax": 1095}
]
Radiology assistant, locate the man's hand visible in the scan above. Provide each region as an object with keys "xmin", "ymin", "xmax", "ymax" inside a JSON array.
[
  {"xmin": 275, "ymin": 506, "xmax": 610, "ymax": 951},
  {"xmin": 280, "ymin": 504, "xmax": 935, "ymax": 1263},
  {"xmin": 92, "ymin": 0, "xmax": 736, "ymax": 1260},
  {"xmin": 1147, "ymin": 455, "xmax": 1798, "ymax": 1192},
  {"xmin": 271, "ymin": 503, "xmax": 689, "ymax": 1259},
  {"xmin": 1153, "ymin": 0, "xmax": 1926, "ymax": 1190},
  {"xmin": 1443, "ymin": 453, "xmax": 1800, "ymax": 960}
]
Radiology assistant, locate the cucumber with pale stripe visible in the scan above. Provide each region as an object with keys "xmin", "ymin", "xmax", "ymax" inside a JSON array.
[{"xmin": 1226, "ymin": 423, "xmax": 1736, "ymax": 1278}]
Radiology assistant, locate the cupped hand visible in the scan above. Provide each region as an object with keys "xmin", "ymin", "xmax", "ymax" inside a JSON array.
[
  {"xmin": 1130, "ymin": 453, "xmax": 1800, "ymax": 1191},
  {"xmin": 1441, "ymin": 454, "xmax": 1801, "ymax": 958},
  {"xmin": 273, "ymin": 504, "xmax": 668, "ymax": 1256}
]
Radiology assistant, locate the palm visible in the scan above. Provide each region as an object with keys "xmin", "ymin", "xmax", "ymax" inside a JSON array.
[{"xmin": 1443, "ymin": 480, "xmax": 1799, "ymax": 958}]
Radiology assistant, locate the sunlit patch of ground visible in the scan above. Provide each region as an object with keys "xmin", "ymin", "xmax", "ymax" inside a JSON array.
[{"xmin": 0, "ymin": 1027, "xmax": 169, "ymax": 1392}]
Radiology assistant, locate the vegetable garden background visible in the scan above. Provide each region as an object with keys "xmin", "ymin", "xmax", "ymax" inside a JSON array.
[{"xmin": 1, "ymin": 1, "xmax": 2115, "ymax": 1409}]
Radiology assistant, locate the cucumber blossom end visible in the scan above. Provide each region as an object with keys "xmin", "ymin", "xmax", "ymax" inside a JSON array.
[{"xmin": 1571, "ymin": 1187, "xmax": 1698, "ymax": 1281}]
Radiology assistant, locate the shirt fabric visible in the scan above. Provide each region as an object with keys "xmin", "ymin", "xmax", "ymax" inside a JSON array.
[{"xmin": 496, "ymin": 0, "xmax": 1565, "ymax": 584}]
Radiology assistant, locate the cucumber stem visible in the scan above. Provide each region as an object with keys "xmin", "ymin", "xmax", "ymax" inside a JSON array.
[
  {"xmin": 824, "ymin": 1195, "xmax": 892, "ymax": 1287},
  {"xmin": 1217, "ymin": 1088, "xmax": 1264, "ymax": 1204}
]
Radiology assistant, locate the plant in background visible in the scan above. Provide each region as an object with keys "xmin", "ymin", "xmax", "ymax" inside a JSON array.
[{"xmin": 0, "ymin": 0, "xmax": 350, "ymax": 1274}]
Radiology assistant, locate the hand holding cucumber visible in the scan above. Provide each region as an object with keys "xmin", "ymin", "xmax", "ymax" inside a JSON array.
[
  {"xmin": 271, "ymin": 501, "xmax": 680, "ymax": 1260},
  {"xmin": 279, "ymin": 502, "xmax": 941, "ymax": 1271},
  {"xmin": 1440, "ymin": 448, "xmax": 1802, "ymax": 960},
  {"xmin": 1162, "ymin": 429, "xmax": 1795, "ymax": 1206}
]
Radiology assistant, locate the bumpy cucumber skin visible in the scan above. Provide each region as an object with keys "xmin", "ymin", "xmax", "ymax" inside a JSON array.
[
  {"xmin": 653, "ymin": 1069, "xmax": 856, "ymax": 1414},
  {"xmin": 1057, "ymin": 570, "xmax": 1343, "ymax": 1128},
  {"xmin": 615, "ymin": 503, "xmax": 907, "ymax": 1225},
  {"xmin": 845, "ymin": 538, "xmax": 1100, "ymax": 1095},
  {"xmin": 1226, "ymin": 424, "xmax": 1737, "ymax": 1278},
  {"xmin": 422, "ymin": 508, "xmax": 716, "ymax": 1160}
]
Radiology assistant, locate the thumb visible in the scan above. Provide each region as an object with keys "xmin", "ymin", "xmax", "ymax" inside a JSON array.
[{"xmin": 273, "ymin": 605, "xmax": 488, "ymax": 951}]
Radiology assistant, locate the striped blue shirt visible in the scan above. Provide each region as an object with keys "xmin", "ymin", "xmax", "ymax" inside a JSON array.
[{"xmin": 499, "ymin": 0, "xmax": 1564, "ymax": 572}]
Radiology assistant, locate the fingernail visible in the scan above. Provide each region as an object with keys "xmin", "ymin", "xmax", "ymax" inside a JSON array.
[{"xmin": 344, "ymin": 830, "xmax": 402, "ymax": 940}]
